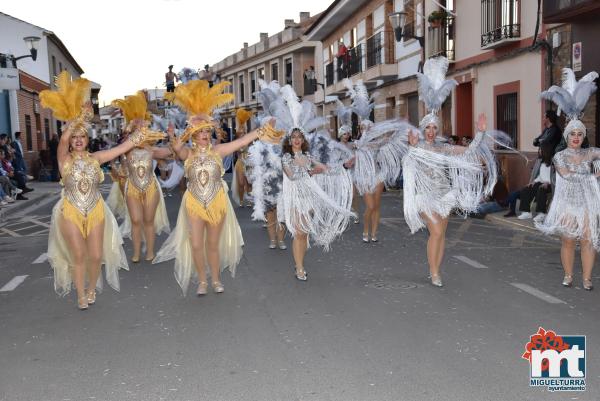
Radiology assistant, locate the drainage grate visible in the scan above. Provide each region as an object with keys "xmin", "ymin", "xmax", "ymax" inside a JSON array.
[{"xmin": 365, "ymin": 280, "xmax": 421, "ymax": 290}]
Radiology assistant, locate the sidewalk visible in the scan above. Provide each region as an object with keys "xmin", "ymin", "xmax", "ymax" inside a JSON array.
[
  {"xmin": 485, "ymin": 210, "xmax": 539, "ymax": 234},
  {"xmin": 0, "ymin": 181, "xmax": 62, "ymax": 222}
]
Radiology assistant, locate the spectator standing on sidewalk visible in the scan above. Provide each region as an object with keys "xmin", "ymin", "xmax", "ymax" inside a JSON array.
[
  {"xmin": 11, "ymin": 131, "xmax": 27, "ymax": 174},
  {"xmin": 533, "ymin": 110, "xmax": 562, "ymax": 155},
  {"xmin": 49, "ymin": 133, "xmax": 60, "ymax": 181}
]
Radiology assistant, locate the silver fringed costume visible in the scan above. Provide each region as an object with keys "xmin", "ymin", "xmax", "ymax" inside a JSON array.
[
  {"xmin": 402, "ymin": 57, "xmax": 508, "ymax": 233},
  {"xmin": 248, "ymin": 81, "xmax": 355, "ymax": 249},
  {"xmin": 535, "ymin": 68, "xmax": 600, "ymax": 248}
]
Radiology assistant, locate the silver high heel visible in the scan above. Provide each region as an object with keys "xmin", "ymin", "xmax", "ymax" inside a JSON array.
[
  {"xmin": 212, "ymin": 281, "xmax": 224, "ymax": 293},
  {"xmin": 197, "ymin": 281, "xmax": 208, "ymax": 296},
  {"xmin": 562, "ymin": 275, "xmax": 573, "ymax": 287},
  {"xmin": 269, "ymin": 240, "xmax": 277, "ymax": 249},
  {"xmin": 583, "ymin": 278, "xmax": 593, "ymax": 291},
  {"xmin": 278, "ymin": 241, "xmax": 287, "ymax": 250},
  {"xmin": 430, "ymin": 274, "xmax": 443, "ymax": 287},
  {"xmin": 362, "ymin": 233, "xmax": 369, "ymax": 243},
  {"xmin": 295, "ymin": 267, "xmax": 307, "ymax": 281}
]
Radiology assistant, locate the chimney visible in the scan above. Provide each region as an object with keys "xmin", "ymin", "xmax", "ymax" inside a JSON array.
[
  {"xmin": 243, "ymin": 42, "xmax": 248, "ymax": 49},
  {"xmin": 300, "ymin": 12, "xmax": 310, "ymax": 22},
  {"xmin": 284, "ymin": 19, "xmax": 295, "ymax": 29},
  {"xmin": 260, "ymin": 32, "xmax": 268, "ymax": 42}
]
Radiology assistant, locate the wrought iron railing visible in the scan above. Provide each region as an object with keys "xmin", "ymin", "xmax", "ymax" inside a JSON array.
[
  {"xmin": 428, "ymin": 16, "xmax": 455, "ymax": 60},
  {"xmin": 544, "ymin": 0, "xmax": 596, "ymax": 18},
  {"xmin": 481, "ymin": 0, "xmax": 520, "ymax": 48},
  {"xmin": 366, "ymin": 31, "xmax": 395, "ymax": 69},
  {"xmin": 337, "ymin": 44, "xmax": 363, "ymax": 81}
]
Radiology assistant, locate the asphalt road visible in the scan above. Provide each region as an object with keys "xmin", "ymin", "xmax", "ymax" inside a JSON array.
[{"xmin": 1, "ymin": 182, "xmax": 599, "ymax": 401}]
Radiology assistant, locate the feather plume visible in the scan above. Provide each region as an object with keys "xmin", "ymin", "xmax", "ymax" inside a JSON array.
[
  {"xmin": 334, "ymin": 99, "xmax": 352, "ymax": 129},
  {"xmin": 236, "ymin": 108, "xmax": 252, "ymax": 127},
  {"xmin": 111, "ymin": 91, "xmax": 150, "ymax": 123},
  {"xmin": 177, "ymin": 67, "xmax": 200, "ymax": 84},
  {"xmin": 39, "ymin": 71, "xmax": 91, "ymax": 121},
  {"xmin": 541, "ymin": 68, "xmax": 598, "ymax": 119},
  {"xmin": 344, "ymin": 79, "xmax": 374, "ymax": 121},
  {"xmin": 171, "ymin": 80, "xmax": 234, "ymax": 117},
  {"xmin": 416, "ymin": 57, "xmax": 457, "ymax": 113}
]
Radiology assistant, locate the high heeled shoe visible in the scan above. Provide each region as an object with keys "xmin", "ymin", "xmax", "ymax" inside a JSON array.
[
  {"xmin": 212, "ymin": 282, "xmax": 224, "ymax": 293},
  {"xmin": 87, "ymin": 289, "xmax": 96, "ymax": 305},
  {"xmin": 196, "ymin": 281, "xmax": 208, "ymax": 296},
  {"xmin": 78, "ymin": 296, "xmax": 89, "ymax": 310},
  {"xmin": 562, "ymin": 275, "xmax": 573, "ymax": 287},
  {"xmin": 278, "ymin": 241, "xmax": 287, "ymax": 250},
  {"xmin": 131, "ymin": 255, "xmax": 140, "ymax": 263},
  {"xmin": 371, "ymin": 236, "xmax": 378, "ymax": 243},
  {"xmin": 269, "ymin": 240, "xmax": 277, "ymax": 249},
  {"xmin": 583, "ymin": 278, "xmax": 593, "ymax": 291},
  {"xmin": 430, "ymin": 274, "xmax": 443, "ymax": 287},
  {"xmin": 362, "ymin": 233, "xmax": 369, "ymax": 243},
  {"xmin": 295, "ymin": 268, "xmax": 307, "ymax": 281}
]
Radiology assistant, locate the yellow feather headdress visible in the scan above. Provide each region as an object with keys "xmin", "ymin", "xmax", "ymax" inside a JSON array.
[
  {"xmin": 236, "ymin": 108, "xmax": 252, "ymax": 128},
  {"xmin": 172, "ymin": 80, "xmax": 233, "ymax": 118},
  {"xmin": 40, "ymin": 71, "xmax": 91, "ymax": 122},
  {"xmin": 111, "ymin": 91, "xmax": 151, "ymax": 123}
]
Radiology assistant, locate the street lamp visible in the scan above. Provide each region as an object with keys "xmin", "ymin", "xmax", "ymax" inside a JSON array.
[
  {"xmin": 388, "ymin": 12, "xmax": 424, "ymax": 47},
  {"xmin": 389, "ymin": 12, "xmax": 425, "ymax": 72},
  {"xmin": 0, "ymin": 36, "xmax": 41, "ymax": 68}
]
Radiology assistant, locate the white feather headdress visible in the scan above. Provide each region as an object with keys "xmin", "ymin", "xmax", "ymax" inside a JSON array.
[
  {"xmin": 269, "ymin": 84, "xmax": 326, "ymax": 135},
  {"xmin": 177, "ymin": 67, "xmax": 200, "ymax": 84},
  {"xmin": 343, "ymin": 79, "xmax": 375, "ymax": 122},
  {"xmin": 417, "ymin": 57, "xmax": 457, "ymax": 130},
  {"xmin": 540, "ymin": 68, "xmax": 598, "ymax": 137},
  {"xmin": 334, "ymin": 99, "xmax": 352, "ymax": 137}
]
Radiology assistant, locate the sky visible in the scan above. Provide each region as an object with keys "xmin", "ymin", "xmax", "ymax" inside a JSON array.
[{"xmin": 2, "ymin": 0, "xmax": 328, "ymax": 105}]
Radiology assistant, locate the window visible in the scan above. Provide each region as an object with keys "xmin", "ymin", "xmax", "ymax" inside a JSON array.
[
  {"xmin": 351, "ymin": 27, "xmax": 358, "ymax": 48},
  {"xmin": 250, "ymin": 71, "xmax": 256, "ymax": 100},
  {"xmin": 285, "ymin": 58, "xmax": 292, "ymax": 85},
  {"xmin": 481, "ymin": 0, "xmax": 520, "ymax": 48},
  {"xmin": 52, "ymin": 56, "xmax": 57, "ymax": 78},
  {"xmin": 497, "ymin": 92, "xmax": 518, "ymax": 147},
  {"xmin": 407, "ymin": 93, "xmax": 419, "ymax": 127},
  {"xmin": 25, "ymin": 115, "xmax": 32, "ymax": 151},
  {"xmin": 239, "ymin": 75, "xmax": 245, "ymax": 103},
  {"xmin": 271, "ymin": 63, "xmax": 279, "ymax": 82},
  {"xmin": 56, "ymin": 120, "xmax": 62, "ymax": 137},
  {"xmin": 386, "ymin": 97, "xmax": 395, "ymax": 120},
  {"xmin": 258, "ymin": 67, "xmax": 265, "ymax": 81},
  {"xmin": 59, "ymin": 62, "xmax": 63, "ymax": 72}
]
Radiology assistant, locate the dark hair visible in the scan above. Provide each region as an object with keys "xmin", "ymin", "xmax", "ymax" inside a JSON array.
[
  {"xmin": 545, "ymin": 110, "xmax": 558, "ymax": 126},
  {"xmin": 282, "ymin": 129, "xmax": 309, "ymax": 156},
  {"xmin": 539, "ymin": 143, "xmax": 553, "ymax": 165},
  {"xmin": 14, "ymin": 131, "xmax": 21, "ymax": 139},
  {"xmin": 0, "ymin": 134, "xmax": 7, "ymax": 140}
]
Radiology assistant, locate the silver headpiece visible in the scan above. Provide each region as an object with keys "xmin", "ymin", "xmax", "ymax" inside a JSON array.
[{"xmin": 416, "ymin": 57, "xmax": 457, "ymax": 131}]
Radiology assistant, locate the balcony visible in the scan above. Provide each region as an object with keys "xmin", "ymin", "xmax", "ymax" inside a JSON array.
[
  {"xmin": 544, "ymin": 0, "xmax": 600, "ymax": 23},
  {"xmin": 365, "ymin": 31, "xmax": 397, "ymax": 82},
  {"xmin": 336, "ymin": 44, "xmax": 363, "ymax": 81},
  {"xmin": 303, "ymin": 78, "xmax": 317, "ymax": 96},
  {"xmin": 428, "ymin": 16, "xmax": 455, "ymax": 60},
  {"xmin": 480, "ymin": 0, "xmax": 521, "ymax": 49}
]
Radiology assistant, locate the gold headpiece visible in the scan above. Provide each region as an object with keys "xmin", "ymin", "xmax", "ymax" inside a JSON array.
[
  {"xmin": 40, "ymin": 71, "xmax": 91, "ymax": 127},
  {"xmin": 111, "ymin": 91, "xmax": 151, "ymax": 124},
  {"xmin": 236, "ymin": 108, "xmax": 252, "ymax": 128}
]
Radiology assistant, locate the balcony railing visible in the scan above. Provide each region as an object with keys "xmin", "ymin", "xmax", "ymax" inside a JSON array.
[
  {"xmin": 325, "ymin": 62, "xmax": 334, "ymax": 86},
  {"xmin": 303, "ymin": 78, "xmax": 317, "ymax": 96},
  {"xmin": 481, "ymin": 0, "xmax": 520, "ymax": 48},
  {"xmin": 336, "ymin": 44, "xmax": 363, "ymax": 81},
  {"xmin": 366, "ymin": 31, "xmax": 395, "ymax": 69},
  {"xmin": 544, "ymin": 0, "xmax": 600, "ymax": 23},
  {"xmin": 428, "ymin": 16, "xmax": 455, "ymax": 60}
]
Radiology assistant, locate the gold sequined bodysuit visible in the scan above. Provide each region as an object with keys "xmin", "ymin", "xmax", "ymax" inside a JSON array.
[
  {"xmin": 61, "ymin": 153, "xmax": 105, "ymax": 238},
  {"xmin": 184, "ymin": 146, "xmax": 227, "ymax": 225},
  {"xmin": 125, "ymin": 147, "xmax": 157, "ymax": 203}
]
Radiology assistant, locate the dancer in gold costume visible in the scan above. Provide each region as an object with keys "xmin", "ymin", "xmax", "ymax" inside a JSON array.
[
  {"xmin": 231, "ymin": 108, "xmax": 252, "ymax": 207},
  {"xmin": 41, "ymin": 72, "xmax": 158, "ymax": 310},
  {"xmin": 153, "ymin": 80, "xmax": 281, "ymax": 296},
  {"xmin": 112, "ymin": 92, "xmax": 171, "ymax": 262}
]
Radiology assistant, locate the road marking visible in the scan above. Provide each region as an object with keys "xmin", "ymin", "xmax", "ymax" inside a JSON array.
[
  {"xmin": 0, "ymin": 275, "xmax": 29, "ymax": 292},
  {"xmin": 510, "ymin": 283, "xmax": 567, "ymax": 304},
  {"xmin": 32, "ymin": 253, "xmax": 48, "ymax": 264},
  {"xmin": 0, "ymin": 227, "xmax": 20, "ymax": 237},
  {"xmin": 447, "ymin": 220, "xmax": 472, "ymax": 248},
  {"xmin": 453, "ymin": 255, "xmax": 489, "ymax": 269},
  {"xmin": 24, "ymin": 217, "xmax": 51, "ymax": 228}
]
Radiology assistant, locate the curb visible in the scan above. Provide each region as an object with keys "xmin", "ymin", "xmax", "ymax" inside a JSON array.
[
  {"xmin": 0, "ymin": 190, "xmax": 61, "ymax": 222},
  {"xmin": 484, "ymin": 213, "xmax": 539, "ymax": 234}
]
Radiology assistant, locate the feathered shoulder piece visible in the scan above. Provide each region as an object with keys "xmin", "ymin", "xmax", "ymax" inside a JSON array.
[
  {"xmin": 40, "ymin": 71, "xmax": 91, "ymax": 122},
  {"xmin": 540, "ymin": 68, "xmax": 598, "ymax": 120},
  {"xmin": 343, "ymin": 79, "xmax": 375, "ymax": 121},
  {"xmin": 171, "ymin": 80, "xmax": 233, "ymax": 118},
  {"xmin": 111, "ymin": 91, "xmax": 150, "ymax": 123},
  {"xmin": 416, "ymin": 56, "xmax": 457, "ymax": 113},
  {"xmin": 236, "ymin": 108, "xmax": 252, "ymax": 127}
]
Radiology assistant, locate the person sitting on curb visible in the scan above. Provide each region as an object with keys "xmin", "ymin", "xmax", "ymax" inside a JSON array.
[{"xmin": 512, "ymin": 144, "xmax": 554, "ymax": 222}]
